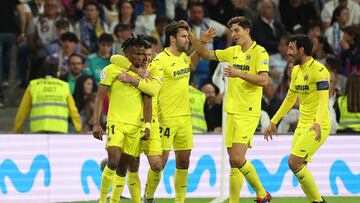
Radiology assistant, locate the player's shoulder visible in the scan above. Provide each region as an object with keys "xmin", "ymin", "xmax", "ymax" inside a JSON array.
[
  {"xmin": 312, "ymin": 59, "xmax": 329, "ymax": 75},
  {"xmin": 252, "ymin": 43, "xmax": 269, "ymax": 56},
  {"xmin": 292, "ymin": 65, "xmax": 301, "ymax": 76}
]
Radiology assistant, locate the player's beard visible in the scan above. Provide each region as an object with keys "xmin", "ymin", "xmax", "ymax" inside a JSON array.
[{"xmin": 176, "ymin": 41, "xmax": 189, "ymax": 52}]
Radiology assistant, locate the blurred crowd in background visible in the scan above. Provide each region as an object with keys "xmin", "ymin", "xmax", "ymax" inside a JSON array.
[{"xmin": 1, "ymin": 0, "xmax": 359, "ymax": 134}]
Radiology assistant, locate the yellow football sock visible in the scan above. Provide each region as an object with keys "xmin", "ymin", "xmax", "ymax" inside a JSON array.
[
  {"xmin": 109, "ymin": 175, "xmax": 126, "ymax": 203},
  {"xmin": 99, "ymin": 166, "xmax": 115, "ymax": 203},
  {"xmin": 229, "ymin": 168, "xmax": 244, "ymax": 203},
  {"xmin": 144, "ymin": 169, "xmax": 162, "ymax": 199},
  {"xmin": 174, "ymin": 168, "xmax": 188, "ymax": 203},
  {"xmin": 294, "ymin": 165, "xmax": 322, "ymax": 202},
  {"xmin": 239, "ymin": 161, "xmax": 267, "ymax": 198},
  {"xmin": 128, "ymin": 171, "xmax": 141, "ymax": 203}
]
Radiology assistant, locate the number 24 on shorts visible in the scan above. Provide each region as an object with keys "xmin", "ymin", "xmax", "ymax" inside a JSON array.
[{"xmin": 160, "ymin": 127, "xmax": 170, "ymax": 138}]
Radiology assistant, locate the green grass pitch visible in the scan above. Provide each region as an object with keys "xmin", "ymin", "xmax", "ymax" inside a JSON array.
[{"xmin": 74, "ymin": 196, "xmax": 359, "ymax": 203}]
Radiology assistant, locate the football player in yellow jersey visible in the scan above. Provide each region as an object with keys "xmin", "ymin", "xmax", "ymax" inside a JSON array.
[
  {"xmin": 93, "ymin": 36, "xmax": 152, "ymax": 203},
  {"xmin": 264, "ymin": 34, "xmax": 330, "ymax": 203},
  {"xmin": 151, "ymin": 21, "xmax": 208, "ymax": 203},
  {"xmin": 110, "ymin": 44, "xmax": 164, "ymax": 203},
  {"xmin": 188, "ymin": 16, "xmax": 272, "ymax": 203}
]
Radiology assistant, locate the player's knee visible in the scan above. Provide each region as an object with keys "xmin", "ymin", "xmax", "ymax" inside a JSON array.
[
  {"xmin": 107, "ymin": 158, "xmax": 119, "ymax": 170},
  {"xmin": 288, "ymin": 158, "xmax": 302, "ymax": 172},
  {"xmin": 176, "ymin": 159, "xmax": 190, "ymax": 169},
  {"xmin": 116, "ymin": 166, "xmax": 127, "ymax": 177},
  {"xmin": 151, "ymin": 161, "xmax": 163, "ymax": 172},
  {"xmin": 229, "ymin": 156, "xmax": 245, "ymax": 168}
]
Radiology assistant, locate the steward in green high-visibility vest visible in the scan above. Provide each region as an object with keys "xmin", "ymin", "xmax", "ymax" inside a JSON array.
[
  {"xmin": 336, "ymin": 73, "xmax": 360, "ymax": 133},
  {"xmin": 189, "ymin": 85, "xmax": 207, "ymax": 133},
  {"xmin": 13, "ymin": 62, "xmax": 82, "ymax": 133}
]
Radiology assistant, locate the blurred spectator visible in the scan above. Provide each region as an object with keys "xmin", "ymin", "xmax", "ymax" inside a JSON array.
[
  {"xmin": 73, "ymin": 75, "xmax": 97, "ymax": 132},
  {"xmin": 258, "ymin": 110, "xmax": 271, "ymax": 133},
  {"xmin": 117, "ymin": 0, "xmax": 136, "ymax": 26},
  {"xmin": 279, "ymin": 0, "xmax": 319, "ymax": 33},
  {"xmin": 203, "ymin": 0, "xmax": 237, "ymax": 25},
  {"xmin": 329, "ymin": 70, "xmax": 339, "ymax": 133},
  {"xmin": 153, "ymin": 15, "xmax": 169, "ymax": 49},
  {"xmin": 60, "ymin": 53, "xmax": 85, "ymax": 94},
  {"xmin": 174, "ymin": 0, "xmax": 189, "ymax": 21},
  {"xmin": 201, "ymin": 83, "xmax": 222, "ymax": 133},
  {"xmin": 0, "ymin": 0, "xmax": 26, "ymax": 107},
  {"xmin": 189, "ymin": 85, "xmax": 208, "ymax": 134},
  {"xmin": 311, "ymin": 36, "xmax": 334, "ymax": 65},
  {"xmin": 47, "ymin": 32, "xmax": 79, "ymax": 77},
  {"xmin": 269, "ymin": 34, "xmax": 289, "ymax": 88},
  {"xmin": 307, "ymin": 20, "xmax": 323, "ymax": 39},
  {"xmin": 165, "ymin": 0, "xmax": 176, "ymax": 20},
  {"xmin": 341, "ymin": 24, "xmax": 360, "ymax": 76},
  {"xmin": 113, "ymin": 23, "xmax": 133, "ymax": 54},
  {"xmin": 336, "ymin": 73, "xmax": 360, "ymax": 133},
  {"xmin": 134, "ymin": 0, "xmax": 157, "ymax": 36},
  {"xmin": 13, "ymin": 62, "xmax": 81, "ymax": 133},
  {"xmin": 275, "ymin": 60, "xmax": 294, "ymax": 100},
  {"xmin": 102, "ymin": 0, "xmax": 120, "ymax": 25},
  {"xmin": 324, "ymin": 6, "xmax": 350, "ymax": 56},
  {"xmin": 75, "ymin": 0, "xmax": 109, "ymax": 54},
  {"xmin": 26, "ymin": 0, "xmax": 45, "ymax": 18},
  {"xmin": 84, "ymin": 33, "xmax": 113, "ymax": 84},
  {"xmin": 277, "ymin": 108, "xmax": 300, "ymax": 133},
  {"xmin": 262, "ymin": 77, "xmax": 282, "ymax": 118},
  {"xmin": 321, "ymin": 0, "xmax": 360, "ymax": 29},
  {"xmin": 188, "ymin": 2, "xmax": 232, "ymax": 49},
  {"xmin": 47, "ymin": 19, "xmax": 73, "ymax": 55},
  {"xmin": 27, "ymin": 0, "xmax": 64, "ymax": 80},
  {"xmin": 253, "ymin": 0, "xmax": 285, "ymax": 54},
  {"xmin": 231, "ymin": 0, "xmax": 257, "ymax": 22},
  {"xmin": 325, "ymin": 55, "xmax": 347, "ymax": 95}
]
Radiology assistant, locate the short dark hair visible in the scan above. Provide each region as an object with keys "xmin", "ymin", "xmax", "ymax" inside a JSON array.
[
  {"xmin": 55, "ymin": 19, "xmax": 70, "ymax": 30},
  {"xmin": 69, "ymin": 53, "xmax": 85, "ymax": 64},
  {"xmin": 84, "ymin": 0, "xmax": 100, "ymax": 11},
  {"xmin": 188, "ymin": 1, "xmax": 204, "ymax": 10},
  {"xmin": 39, "ymin": 61, "xmax": 59, "ymax": 78},
  {"xmin": 60, "ymin": 32, "xmax": 79, "ymax": 43},
  {"xmin": 144, "ymin": 0, "xmax": 157, "ymax": 10},
  {"xmin": 307, "ymin": 19, "xmax": 323, "ymax": 33},
  {"xmin": 122, "ymin": 35, "xmax": 150, "ymax": 52},
  {"xmin": 155, "ymin": 15, "xmax": 170, "ymax": 26},
  {"xmin": 144, "ymin": 36, "xmax": 158, "ymax": 46},
  {"xmin": 98, "ymin": 33, "xmax": 114, "ymax": 44},
  {"xmin": 113, "ymin": 23, "xmax": 133, "ymax": 35},
  {"xmin": 343, "ymin": 24, "xmax": 360, "ymax": 41},
  {"xmin": 289, "ymin": 34, "xmax": 313, "ymax": 56},
  {"xmin": 227, "ymin": 16, "xmax": 253, "ymax": 31},
  {"xmin": 165, "ymin": 21, "xmax": 189, "ymax": 47}
]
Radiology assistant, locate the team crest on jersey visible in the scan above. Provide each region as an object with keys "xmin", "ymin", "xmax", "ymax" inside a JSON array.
[
  {"xmin": 304, "ymin": 75, "xmax": 308, "ymax": 81},
  {"xmin": 100, "ymin": 70, "xmax": 106, "ymax": 80},
  {"xmin": 246, "ymin": 55, "xmax": 251, "ymax": 60}
]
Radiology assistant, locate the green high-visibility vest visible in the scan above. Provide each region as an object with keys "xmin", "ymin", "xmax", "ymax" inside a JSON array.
[
  {"xmin": 189, "ymin": 85, "xmax": 207, "ymax": 133},
  {"xmin": 30, "ymin": 77, "xmax": 70, "ymax": 133},
  {"xmin": 337, "ymin": 96, "xmax": 360, "ymax": 132}
]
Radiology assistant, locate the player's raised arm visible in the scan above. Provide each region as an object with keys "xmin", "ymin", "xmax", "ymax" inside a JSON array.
[
  {"xmin": 182, "ymin": 22, "xmax": 217, "ymax": 61},
  {"xmin": 189, "ymin": 26, "xmax": 217, "ymax": 70}
]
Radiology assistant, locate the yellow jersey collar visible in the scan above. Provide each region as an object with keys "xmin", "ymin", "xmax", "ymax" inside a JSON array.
[{"xmin": 300, "ymin": 57, "xmax": 314, "ymax": 70}]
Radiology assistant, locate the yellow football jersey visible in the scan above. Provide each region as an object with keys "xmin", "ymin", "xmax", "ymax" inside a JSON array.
[
  {"xmin": 289, "ymin": 57, "xmax": 330, "ymax": 128},
  {"xmin": 152, "ymin": 48, "xmax": 192, "ymax": 120},
  {"xmin": 110, "ymin": 54, "xmax": 163, "ymax": 119},
  {"xmin": 215, "ymin": 42, "xmax": 269, "ymax": 116},
  {"xmin": 100, "ymin": 64, "xmax": 143, "ymax": 126}
]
